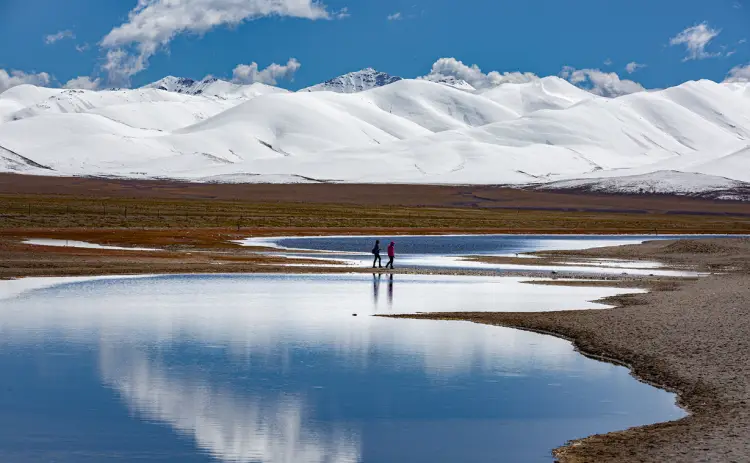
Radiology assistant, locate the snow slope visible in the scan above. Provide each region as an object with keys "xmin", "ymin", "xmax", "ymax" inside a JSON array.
[
  {"xmin": 88, "ymin": 101, "xmax": 233, "ymax": 132},
  {"xmin": 688, "ymin": 146, "xmax": 750, "ymax": 182},
  {"xmin": 1, "ymin": 71, "xmax": 750, "ymax": 198},
  {"xmin": 0, "ymin": 85, "xmax": 64, "ymax": 122},
  {"xmin": 536, "ymin": 170, "xmax": 748, "ymax": 196},
  {"xmin": 479, "ymin": 77, "xmax": 595, "ymax": 114},
  {"xmin": 359, "ymin": 80, "xmax": 518, "ymax": 132}
]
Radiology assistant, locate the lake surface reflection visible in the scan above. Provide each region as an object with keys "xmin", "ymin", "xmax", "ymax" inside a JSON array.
[{"xmin": 0, "ymin": 274, "xmax": 684, "ymax": 462}]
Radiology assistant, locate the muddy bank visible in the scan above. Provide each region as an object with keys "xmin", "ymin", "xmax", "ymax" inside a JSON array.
[{"xmin": 389, "ymin": 238, "xmax": 750, "ymax": 462}]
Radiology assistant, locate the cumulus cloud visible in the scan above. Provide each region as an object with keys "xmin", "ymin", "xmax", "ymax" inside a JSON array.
[
  {"xmin": 0, "ymin": 69, "xmax": 52, "ymax": 93},
  {"xmin": 387, "ymin": 12, "xmax": 402, "ymax": 20},
  {"xmin": 625, "ymin": 61, "xmax": 647, "ymax": 74},
  {"xmin": 75, "ymin": 43, "xmax": 91, "ymax": 52},
  {"xmin": 724, "ymin": 63, "xmax": 750, "ymax": 82},
  {"xmin": 232, "ymin": 58, "xmax": 301, "ymax": 85},
  {"xmin": 45, "ymin": 30, "xmax": 75, "ymax": 44},
  {"xmin": 421, "ymin": 58, "xmax": 538, "ymax": 90},
  {"xmin": 63, "ymin": 76, "xmax": 102, "ymax": 90},
  {"xmin": 560, "ymin": 66, "xmax": 646, "ymax": 98},
  {"xmin": 603, "ymin": 58, "xmax": 613, "ymax": 66},
  {"xmin": 669, "ymin": 22, "xmax": 722, "ymax": 61},
  {"xmin": 100, "ymin": 0, "xmax": 333, "ymax": 85}
]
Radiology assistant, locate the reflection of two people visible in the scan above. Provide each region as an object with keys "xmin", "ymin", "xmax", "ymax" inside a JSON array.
[
  {"xmin": 372, "ymin": 273, "xmax": 394, "ymax": 308},
  {"xmin": 388, "ymin": 274, "xmax": 393, "ymax": 305}
]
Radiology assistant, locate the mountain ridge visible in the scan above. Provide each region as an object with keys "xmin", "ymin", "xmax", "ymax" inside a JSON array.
[{"xmin": 1, "ymin": 72, "xmax": 749, "ymax": 198}]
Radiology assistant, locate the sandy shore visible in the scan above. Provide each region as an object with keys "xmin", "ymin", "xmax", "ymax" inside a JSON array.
[{"xmin": 391, "ymin": 238, "xmax": 750, "ymax": 462}]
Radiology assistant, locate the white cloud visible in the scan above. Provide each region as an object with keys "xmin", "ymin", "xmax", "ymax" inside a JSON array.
[
  {"xmin": 669, "ymin": 22, "xmax": 722, "ymax": 61},
  {"xmin": 232, "ymin": 58, "xmax": 301, "ymax": 85},
  {"xmin": 45, "ymin": 30, "xmax": 75, "ymax": 44},
  {"xmin": 100, "ymin": 0, "xmax": 333, "ymax": 85},
  {"xmin": 334, "ymin": 7, "xmax": 350, "ymax": 19},
  {"xmin": 0, "ymin": 69, "xmax": 52, "ymax": 93},
  {"xmin": 387, "ymin": 12, "xmax": 402, "ymax": 21},
  {"xmin": 63, "ymin": 76, "xmax": 102, "ymax": 90},
  {"xmin": 739, "ymin": 38, "xmax": 747, "ymax": 45},
  {"xmin": 102, "ymin": 48, "xmax": 148, "ymax": 87},
  {"xmin": 421, "ymin": 58, "xmax": 538, "ymax": 90},
  {"xmin": 75, "ymin": 43, "xmax": 90, "ymax": 52},
  {"xmin": 724, "ymin": 63, "xmax": 750, "ymax": 82},
  {"xmin": 560, "ymin": 66, "xmax": 646, "ymax": 98},
  {"xmin": 625, "ymin": 61, "xmax": 647, "ymax": 74},
  {"xmin": 603, "ymin": 58, "xmax": 613, "ymax": 66}
]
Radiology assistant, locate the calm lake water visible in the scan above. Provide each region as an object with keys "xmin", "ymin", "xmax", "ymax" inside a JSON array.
[
  {"xmin": 265, "ymin": 234, "xmax": 666, "ymax": 255},
  {"xmin": 0, "ymin": 273, "xmax": 684, "ymax": 462},
  {"xmin": 241, "ymin": 234, "xmax": 724, "ymax": 275}
]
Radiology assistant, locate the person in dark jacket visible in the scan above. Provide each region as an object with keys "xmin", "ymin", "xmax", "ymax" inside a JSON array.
[
  {"xmin": 371, "ymin": 240, "xmax": 382, "ymax": 268},
  {"xmin": 385, "ymin": 241, "xmax": 395, "ymax": 269}
]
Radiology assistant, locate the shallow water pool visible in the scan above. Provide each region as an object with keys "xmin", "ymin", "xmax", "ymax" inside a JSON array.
[
  {"xmin": 0, "ymin": 273, "xmax": 684, "ymax": 462},
  {"xmin": 239, "ymin": 234, "xmax": 719, "ymax": 275}
]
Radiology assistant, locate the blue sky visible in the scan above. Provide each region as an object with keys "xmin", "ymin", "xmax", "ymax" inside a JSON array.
[{"xmin": 0, "ymin": 0, "xmax": 748, "ymax": 92}]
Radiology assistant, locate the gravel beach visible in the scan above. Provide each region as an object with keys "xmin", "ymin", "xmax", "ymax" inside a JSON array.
[{"xmin": 392, "ymin": 238, "xmax": 750, "ymax": 462}]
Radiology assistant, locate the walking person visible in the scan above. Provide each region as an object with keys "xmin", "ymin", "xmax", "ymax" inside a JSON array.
[
  {"xmin": 385, "ymin": 241, "xmax": 395, "ymax": 269},
  {"xmin": 371, "ymin": 240, "xmax": 382, "ymax": 268}
]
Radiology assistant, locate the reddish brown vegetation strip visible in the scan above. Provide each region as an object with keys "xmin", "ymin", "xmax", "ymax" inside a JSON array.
[
  {"xmin": 2, "ymin": 172, "xmax": 750, "ymax": 214},
  {"xmin": 2, "ymin": 174, "xmax": 750, "ymax": 234}
]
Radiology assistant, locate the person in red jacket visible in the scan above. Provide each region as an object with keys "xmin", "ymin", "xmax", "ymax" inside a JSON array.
[{"xmin": 385, "ymin": 241, "xmax": 395, "ymax": 269}]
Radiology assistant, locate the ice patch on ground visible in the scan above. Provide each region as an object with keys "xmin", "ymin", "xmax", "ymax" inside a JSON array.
[{"xmin": 23, "ymin": 239, "xmax": 160, "ymax": 251}]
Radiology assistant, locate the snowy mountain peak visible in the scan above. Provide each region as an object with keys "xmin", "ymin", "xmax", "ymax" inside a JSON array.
[
  {"xmin": 141, "ymin": 76, "xmax": 288, "ymax": 100},
  {"xmin": 144, "ymin": 76, "xmax": 200, "ymax": 93},
  {"xmin": 143, "ymin": 76, "xmax": 229, "ymax": 95},
  {"xmin": 300, "ymin": 68, "xmax": 403, "ymax": 93},
  {"xmin": 421, "ymin": 75, "xmax": 477, "ymax": 92}
]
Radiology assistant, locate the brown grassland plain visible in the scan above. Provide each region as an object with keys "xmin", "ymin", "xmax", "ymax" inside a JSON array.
[{"xmin": 1, "ymin": 176, "xmax": 750, "ymax": 278}]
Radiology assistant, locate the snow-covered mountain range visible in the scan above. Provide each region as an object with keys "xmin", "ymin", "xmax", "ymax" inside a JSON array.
[{"xmin": 1, "ymin": 68, "xmax": 750, "ymax": 198}]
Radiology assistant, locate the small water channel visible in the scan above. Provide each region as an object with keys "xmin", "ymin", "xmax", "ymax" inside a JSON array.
[
  {"xmin": 0, "ymin": 273, "xmax": 684, "ymax": 462},
  {"xmin": 239, "ymin": 234, "xmax": 718, "ymax": 275}
]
